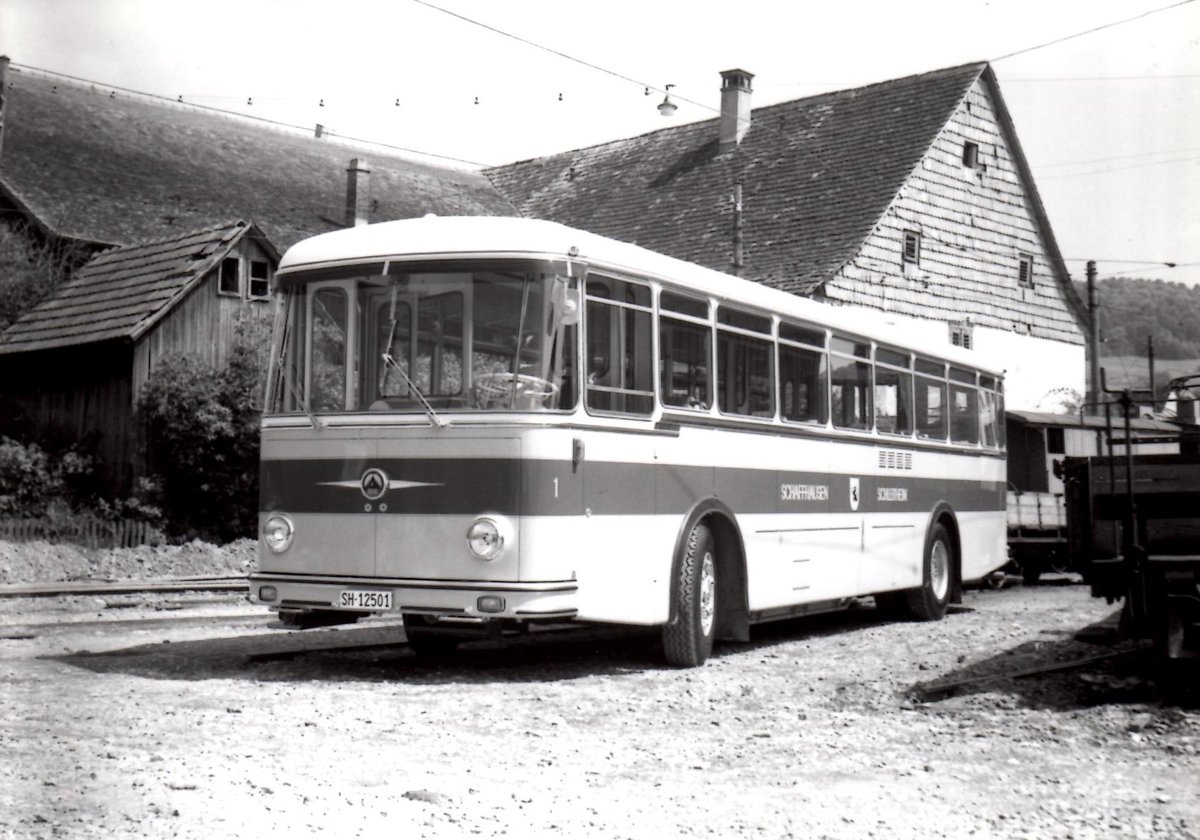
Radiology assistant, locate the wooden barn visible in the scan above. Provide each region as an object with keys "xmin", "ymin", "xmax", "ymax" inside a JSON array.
[
  {"xmin": 487, "ymin": 63, "xmax": 1089, "ymax": 411},
  {"xmin": 0, "ymin": 220, "xmax": 277, "ymax": 490}
]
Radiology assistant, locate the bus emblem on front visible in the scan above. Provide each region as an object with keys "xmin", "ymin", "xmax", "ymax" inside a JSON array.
[{"xmin": 361, "ymin": 468, "xmax": 389, "ymax": 501}]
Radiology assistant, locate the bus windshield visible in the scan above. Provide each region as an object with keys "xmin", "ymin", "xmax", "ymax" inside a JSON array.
[{"xmin": 267, "ymin": 260, "xmax": 578, "ymax": 415}]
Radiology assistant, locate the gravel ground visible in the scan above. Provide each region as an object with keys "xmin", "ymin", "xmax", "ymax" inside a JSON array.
[{"xmin": 0, "ymin": 541, "xmax": 1198, "ymax": 839}]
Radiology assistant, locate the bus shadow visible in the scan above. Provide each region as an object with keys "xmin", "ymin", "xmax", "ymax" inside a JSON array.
[{"xmin": 49, "ymin": 621, "xmax": 670, "ymax": 685}]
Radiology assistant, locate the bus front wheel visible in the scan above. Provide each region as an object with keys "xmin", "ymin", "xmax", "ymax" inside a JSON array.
[{"xmin": 662, "ymin": 522, "xmax": 717, "ymax": 667}]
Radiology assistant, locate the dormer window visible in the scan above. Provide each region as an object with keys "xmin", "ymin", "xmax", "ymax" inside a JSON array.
[
  {"xmin": 1018, "ymin": 253, "xmax": 1034, "ymax": 288},
  {"xmin": 902, "ymin": 230, "xmax": 921, "ymax": 266},
  {"xmin": 218, "ymin": 257, "xmax": 240, "ymax": 296}
]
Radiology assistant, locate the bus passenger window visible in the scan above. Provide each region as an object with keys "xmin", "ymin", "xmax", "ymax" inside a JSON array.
[
  {"xmin": 950, "ymin": 384, "xmax": 980, "ymax": 444},
  {"xmin": 980, "ymin": 389, "xmax": 1000, "ymax": 447},
  {"xmin": 780, "ymin": 344, "xmax": 827, "ymax": 424},
  {"xmin": 660, "ymin": 317, "xmax": 711, "ymax": 409},
  {"xmin": 310, "ymin": 287, "xmax": 348, "ymax": 411},
  {"xmin": 830, "ymin": 336, "xmax": 871, "ymax": 430},
  {"xmin": 717, "ymin": 308, "xmax": 774, "ymax": 418},
  {"xmin": 915, "ymin": 375, "xmax": 947, "ymax": 440},
  {"xmin": 874, "ymin": 348, "xmax": 913, "ymax": 435},
  {"xmin": 585, "ymin": 277, "xmax": 654, "ymax": 415},
  {"xmin": 874, "ymin": 367, "xmax": 913, "ymax": 435}
]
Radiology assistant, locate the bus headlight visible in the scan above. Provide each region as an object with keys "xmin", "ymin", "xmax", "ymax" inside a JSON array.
[
  {"xmin": 263, "ymin": 513, "xmax": 295, "ymax": 553},
  {"xmin": 466, "ymin": 517, "xmax": 504, "ymax": 561}
]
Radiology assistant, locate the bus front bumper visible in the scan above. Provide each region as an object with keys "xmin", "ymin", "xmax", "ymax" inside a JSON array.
[{"xmin": 247, "ymin": 573, "xmax": 579, "ymax": 620}]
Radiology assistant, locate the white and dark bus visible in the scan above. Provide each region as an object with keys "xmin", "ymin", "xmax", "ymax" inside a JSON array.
[{"xmin": 250, "ymin": 216, "xmax": 1007, "ymax": 666}]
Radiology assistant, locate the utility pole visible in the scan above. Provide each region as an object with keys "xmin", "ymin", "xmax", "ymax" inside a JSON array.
[
  {"xmin": 1087, "ymin": 260, "xmax": 1100, "ymax": 415},
  {"xmin": 1148, "ymin": 334, "xmax": 1156, "ymax": 412}
]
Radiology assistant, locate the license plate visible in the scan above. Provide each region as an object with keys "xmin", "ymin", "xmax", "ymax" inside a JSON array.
[{"xmin": 338, "ymin": 589, "xmax": 393, "ymax": 610}]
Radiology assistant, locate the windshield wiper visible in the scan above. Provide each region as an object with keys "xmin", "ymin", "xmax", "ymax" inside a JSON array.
[{"xmin": 381, "ymin": 353, "xmax": 447, "ymax": 429}]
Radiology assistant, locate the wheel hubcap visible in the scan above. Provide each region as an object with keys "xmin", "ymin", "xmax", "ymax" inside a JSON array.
[
  {"xmin": 930, "ymin": 540, "xmax": 950, "ymax": 601},
  {"xmin": 699, "ymin": 551, "xmax": 716, "ymax": 636}
]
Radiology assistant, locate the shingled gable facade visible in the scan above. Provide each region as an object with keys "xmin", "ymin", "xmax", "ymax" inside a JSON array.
[{"xmin": 486, "ymin": 63, "xmax": 1088, "ymax": 411}]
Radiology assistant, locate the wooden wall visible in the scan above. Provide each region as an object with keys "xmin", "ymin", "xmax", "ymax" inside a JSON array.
[
  {"xmin": 132, "ymin": 236, "xmax": 274, "ymax": 405},
  {"xmin": 0, "ymin": 342, "xmax": 136, "ymax": 490},
  {"xmin": 823, "ymin": 78, "xmax": 1085, "ymax": 347}
]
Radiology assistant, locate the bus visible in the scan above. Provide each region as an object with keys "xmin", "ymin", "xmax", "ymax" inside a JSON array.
[{"xmin": 249, "ymin": 215, "xmax": 1008, "ymax": 667}]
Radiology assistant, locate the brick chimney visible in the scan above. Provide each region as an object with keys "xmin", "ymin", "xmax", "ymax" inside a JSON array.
[
  {"xmin": 345, "ymin": 158, "xmax": 371, "ymax": 227},
  {"xmin": 718, "ymin": 68, "xmax": 754, "ymax": 154}
]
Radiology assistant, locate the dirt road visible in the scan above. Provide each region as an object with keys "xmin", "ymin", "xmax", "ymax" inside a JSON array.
[{"xmin": 1, "ymin": 580, "xmax": 1197, "ymax": 839}]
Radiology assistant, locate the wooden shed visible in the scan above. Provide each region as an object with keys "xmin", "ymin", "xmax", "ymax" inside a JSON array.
[{"xmin": 0, "ymin": 220, "xmax": 277, "ymax": 491}]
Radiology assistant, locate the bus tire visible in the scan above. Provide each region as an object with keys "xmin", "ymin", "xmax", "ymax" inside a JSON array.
[
  {"xmin": 901, "ymin": 522, "xmax": 954, "ymax": 621},
  {"xmin": 662, "ymin": 522, "xmax": 717, "ymax": 667}
]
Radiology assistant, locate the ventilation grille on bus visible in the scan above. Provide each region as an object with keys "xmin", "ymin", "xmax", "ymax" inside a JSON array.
[{"xmin": 878, "ymin": 450, "xmax": 914, "ymax": 470}]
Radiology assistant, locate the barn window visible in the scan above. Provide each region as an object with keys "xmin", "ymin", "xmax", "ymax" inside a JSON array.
[
  {"xmin": 249, "ymin": 260, "xmax": 271, "ymax": 299},
  {"xmin": 902, "ymin": 230, "xmax": 920, "ymax": 266},
  {"xmin": 1018, "ymin": 253, "xmax": 1034, "ymax": 288},
  {"xmin": 218, "ymin": 257, "xmax": 240, "ymax": 296},
  {"xmin": 962, "ymin": 141, "xmax": 980, "ymax": 169}
]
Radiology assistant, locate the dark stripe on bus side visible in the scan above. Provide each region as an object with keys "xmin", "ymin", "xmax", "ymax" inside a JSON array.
[{"xmin": 260, "ymin": 458, "xmax": 1004, "ymax": 517}]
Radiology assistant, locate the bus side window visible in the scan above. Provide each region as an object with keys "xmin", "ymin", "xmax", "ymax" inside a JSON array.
[
  {"xmin": 780, "ymin": 344, "xmax": 828, "ymax": 424},
  {"xmin": 830, "ymin": 336, "xmax": 871, "ymax": 430},
  {"xmin": 585, "ymin": 276, "xmax": 654, "ymax": 415},
  {"xmin": 717, "ymin": 308, "xmax": 774, "ymax": 418},
  {"xmin": 874, "ymin": 348, "xmax": 913, "ymax": 436},
  {"xmin": 660, "ymin": 317, "xmax": 711, "ymax": 409},
  {"xmin": 915, "ymin": 358, "xmax": 947, "ymax": 440},
  {"xmin": 950, "ymin": 383, "xmax": 980, "ymax": 444}
]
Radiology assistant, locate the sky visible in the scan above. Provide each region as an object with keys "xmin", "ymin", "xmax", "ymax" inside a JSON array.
[{"xmin": 2, "ymin": 0, "xmax": 1199, "ymax": 286}]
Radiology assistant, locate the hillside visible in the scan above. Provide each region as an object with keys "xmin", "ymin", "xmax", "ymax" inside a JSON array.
[{"xmin": 1078, "ymin": 276, "xmax": 1200, "ymax": 358}]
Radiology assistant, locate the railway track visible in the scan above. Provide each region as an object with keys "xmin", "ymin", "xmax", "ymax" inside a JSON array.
[{"xmin": 0, "ymin": 575, "xmax": 248, "ymax": 598}]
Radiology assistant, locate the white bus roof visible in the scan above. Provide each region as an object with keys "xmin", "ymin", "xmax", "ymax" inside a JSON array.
[{"xmin": 279, "ymin": 215, "xmax": 1002, "ymax": 377}]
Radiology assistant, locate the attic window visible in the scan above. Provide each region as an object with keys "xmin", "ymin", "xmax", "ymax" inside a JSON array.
[
  {"xmin": 962, "ymin": 141, "xmax": 980, "ymax": 169},
  {"xmin": 902, "ymin": 231, "xmax": 921, "ymax": 266},
  {"xmin": 218, "ymin": 257, "xmax": 240, "ymax": 296},
  {"xmin": 1018, "ymin": 253, "xmax": 1034, "ymax": 288},
  {"xmin": 950, "ymin": 322, "xmax": 973, "ymax": 350},
  {"xmin": 249, "ymin": 260, "xmax": 271, "ymax": 299}
]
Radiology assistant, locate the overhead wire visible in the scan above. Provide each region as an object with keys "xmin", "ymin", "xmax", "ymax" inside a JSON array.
[{"xmin": 990, "ymin": 0, "xmax": 1197, "ymax": 62}]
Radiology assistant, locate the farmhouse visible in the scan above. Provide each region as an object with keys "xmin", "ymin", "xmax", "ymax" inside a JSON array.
[{"xmin": 486, "ymin": 64, "xmax": 1089, "ymax": 411}]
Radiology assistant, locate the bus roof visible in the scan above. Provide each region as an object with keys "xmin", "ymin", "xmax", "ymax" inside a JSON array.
[{"xmin": 279, "ymin": 215, "xmax": 1002, "ymax": 377}]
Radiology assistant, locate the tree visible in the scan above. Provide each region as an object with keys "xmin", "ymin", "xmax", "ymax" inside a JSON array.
[
  {"xmin": 137, "ymin": 323, "xmax": 265, "ymax": 542},
  {"xmin": 0, "ymin": 223, "xmax": 89, "ymax": 331}
]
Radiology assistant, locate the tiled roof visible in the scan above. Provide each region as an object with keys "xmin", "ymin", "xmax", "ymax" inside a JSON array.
[
  {"xmin": 0, "ymin": 70, "xmax": 516, "ymax": 251},
  {"xmin": 487, "ymin": 63, "xmax": 988, "ymax": 294},
  {"xmin": 0, "ymin": 219, "xmax": 255, "ymax": 354}
]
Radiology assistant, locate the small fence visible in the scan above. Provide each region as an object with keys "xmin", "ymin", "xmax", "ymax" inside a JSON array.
[{"xmin": 0, "ymin": 517, "xmax": 164, "ymax": 550}]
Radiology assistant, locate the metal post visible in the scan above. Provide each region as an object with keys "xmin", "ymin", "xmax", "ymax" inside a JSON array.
[{"xmin": 1086, "ymin": 261, "xmax": 1100, "ymax": 416}]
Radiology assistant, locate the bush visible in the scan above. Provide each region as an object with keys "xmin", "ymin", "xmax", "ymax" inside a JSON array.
[{"xmin": 138, "ymin": 333, "xmax": 263, "ymax": 542}]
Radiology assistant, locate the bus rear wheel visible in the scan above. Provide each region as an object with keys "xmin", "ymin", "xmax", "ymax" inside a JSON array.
[
  {"xmin": 900, "ymin": 522, "xmax": 954, "ymax": 621},
  {"xmin": 662, "ymin": 522, "xmax": 717, "ymax": 667}
]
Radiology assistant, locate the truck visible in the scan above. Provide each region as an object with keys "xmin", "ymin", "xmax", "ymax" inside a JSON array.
[{"xmin": 1062, "ymin": 375, "xmax": 1200, "ymax": 663}]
